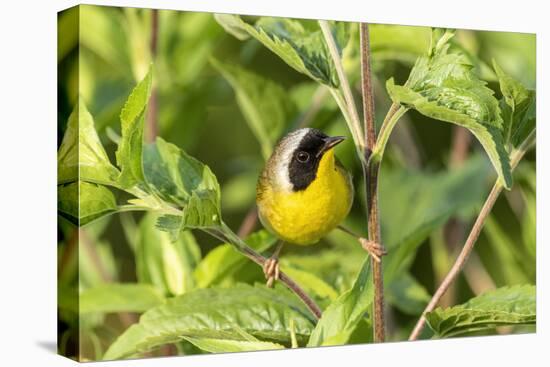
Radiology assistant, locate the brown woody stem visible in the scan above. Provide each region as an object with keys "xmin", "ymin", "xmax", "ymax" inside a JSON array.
[
  {"xmin": 211, "ymin": 223, "xmax": 323, "ymax": 320},
  {"xmin": 360, "ymin": 22, "xmax": 386, "ymax": 342}
]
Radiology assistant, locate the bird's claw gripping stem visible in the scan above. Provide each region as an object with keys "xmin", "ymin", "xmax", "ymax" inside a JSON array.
[
  {"xmin": 263, "ymin": 257, "xmax": 280, "ymax": 288},
  {"xmin": 359, "ymin": 238, "xmax": 387, "ymax": 263}
]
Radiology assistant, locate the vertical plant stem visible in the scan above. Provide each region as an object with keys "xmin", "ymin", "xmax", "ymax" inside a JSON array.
[
  {"xmin": 319, "ymin": 20, "xmax": 364, "ymax": 152},
  {"xmin": 408, "ymin": 131, "xmax": 535, "ymax": 340},
  {"xmin": 146, "ymin": 8, "xmax": 159, "ymax": 143},
  {"xmin": 360, "ymin": 24, "xmax": 376, "ymax": 160},
  {"xmin": 360, "ymin": 23, "xmax": 385, "ymax": 343}
]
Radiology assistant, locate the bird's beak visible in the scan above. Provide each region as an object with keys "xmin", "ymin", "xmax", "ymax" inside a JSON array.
[{"xmin": 317, "ymin": 136, "xmax": 346, "ymax": 157}]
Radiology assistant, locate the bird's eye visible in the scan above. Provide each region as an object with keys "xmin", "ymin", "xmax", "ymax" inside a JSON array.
[{"xmin": 296, "ymin": 151, "xmax": 310, "ymax": 163}]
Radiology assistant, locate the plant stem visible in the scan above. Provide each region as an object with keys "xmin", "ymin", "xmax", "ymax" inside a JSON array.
[
  {"xmin": 370, "ymin": 104, "xmax": 408, "ymax": 164},
  {"xmin": 319, "ymin": 20, "xmax": 364, "ymax": 153},
  {"xmin": 408, "ymin": 130, "xmax": 536, "ymax": 340},
  {"xmin": 361, "ymin": 24, "xmax": 376, "ymax": 160},
  {"xmin": 360, "ymin": 23, "xmax": 385, "ymax": 342},
  {"xmin": 214, "ymin": 222, "xmax": 323, "ymax": 319}
]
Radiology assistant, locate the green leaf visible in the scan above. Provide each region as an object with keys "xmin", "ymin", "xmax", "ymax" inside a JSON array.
[
  {"xmin": 57, "ymin": 98, "xmax": 120, "ymax": 185},
  {"xmin": 58, "ymin": 181, "xmax": 117, "ymax": 226},
  {"xmin": 387, "ymin": 30, "xmax": 512, "ymax": 189},
  {"xmin": 103, "ymin": 284, "xmax": 315, "ymax": 360},
  {"xmin": 193, "ymin": 230, "xmax": 276, "ymax": 288},
  {"xmin": 80, "ymin": 283, "xmax": 165, "ymax": 314},
  {"xmin": 281, "ymin": 264, "xmax": 339, "ymax": 301},
  {"xmin": 307, "ymin": 259, "xmax": 373, "ymax": 346},
  {"xmin": 211, "ymin": 58, "xmax": 297, "ymax": 160},
  {"xmin": 493, "ymin": 60, "xmax": 536, "ymax": 147},
  {"xmin": 425, "ymin": 285, "xmax": 536, "ymax": 337},
  {"xmin": 142, "ymin": 137, "xmax": 222, "ymax": 233},
  {"xmin": 137, "ymin": 212, "xmax": 201, "ymax": 296},
  {"xmin": 387, "ymin": 273, "xmax": 431, "ymax": 315},
  {"xmin": 381, "ymin": 155, "xmax": 489, "ymax": 283},
  {"xmin": 214, "ymin": 14, "xmax": 348, "ymax": 87},
  {"xmin": 116, "ymin": 65, "xmax": 153, "ymax": 188},
  {"xmin": 183, "ymin": 337, "xmax": 285, "ymax": 353}
]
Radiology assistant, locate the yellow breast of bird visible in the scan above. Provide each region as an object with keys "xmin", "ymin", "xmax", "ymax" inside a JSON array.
[{"xmin": 257, "ymin": 151, "xmax": 353, "ymax": 246}]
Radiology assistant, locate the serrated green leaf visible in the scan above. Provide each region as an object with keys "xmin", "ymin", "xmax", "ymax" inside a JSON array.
[
  {"xmin": 183, "ymin": 337, "xmax": 285, "ymax": 353},
  {"xmin": 211, "ymin": 58, "xmax": 297, "ymax": 159},
  {"xmin": 193, "ymin": 230, "xmax": 276, "ymax": 288},
  {"xmin": 116, "ymin": 65, "xmax": 153, "ymax": 188},
  {"xmin": 387, "ymin": 273, "xmax": 431, "ymax": 315},
  {"xmin": 387, "ymin": 31, "xmax": 512, "ymax": 189},
  {"xmin": 214, "ymin": 14, "xmax": 348, "ymax": 87},
  {"xmin": 137, "ymin": 212, "xmax": 201, "ymax": 296},
  {"xmin": 58, "ymin": 181, "xmax": 117, "ymax": 226},
  {"xmin": 493, "ymin": 60, "xmax": 536, "ymax": 147},
  {"xmin": 80, "ymin": 283, "xmax": 165, "ymax": 314},
  {"xmin": 142, "ymin": 137, "xmax": 222, "ymax": 233},
  {"xmin": 103, "ymin": 284, "xmax": 315, "ymax": 360},
  {"xmin": 425, "ymin": 285, "xmax": 535, "ymax": 337},
  {"xmin": 307, "ymin": 259, "xmax": 373, "ymax": 346},
  {"xmin": 57, "ymin": 98, "xmax": 120, "ymax": 185}
]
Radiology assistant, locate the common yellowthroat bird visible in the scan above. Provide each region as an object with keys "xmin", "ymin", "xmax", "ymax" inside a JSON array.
[{"xmin": 256, "ymin": 128, "xmax": 383, "ymax": 286}]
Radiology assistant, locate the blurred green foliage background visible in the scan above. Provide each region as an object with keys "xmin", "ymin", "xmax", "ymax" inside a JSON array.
[{"xmin": 57, "ymin": 5, "xmax": 535, "ymax": 360}]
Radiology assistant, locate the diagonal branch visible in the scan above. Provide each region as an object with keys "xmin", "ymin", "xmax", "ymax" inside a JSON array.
[
  {"xmin": 211, "ymin": 223, "xmax": 323, "ymax": 320},
  {"xmin": 409, "ymin": 130, "xmax": 536, "ymax": 340}
]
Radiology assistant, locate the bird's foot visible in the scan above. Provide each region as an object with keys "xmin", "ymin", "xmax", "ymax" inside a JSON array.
[
  {"xmin": 359, "ymin": 238, "xmax": 387, "ymax": 263},
  {"xmin": 263, "ymin": 256, "xmax": 280, "ymax": 288}
]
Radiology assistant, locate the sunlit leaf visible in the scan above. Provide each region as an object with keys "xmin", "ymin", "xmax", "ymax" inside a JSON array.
[
  {"xmin": 281, "ymin": 263, "xmax": 339, "ymax": 301},
  {"xmin": 137, "ymin": 212, "xmax": 201, "ymax": 296},
  {"xmin": 307, "ymin": 259, "xmax": 372, "ymax": 346},
  {"xmin": 80, "ymin": 283, "xmax": 165, "ymax": 314},
  {"xmin": 58, "ymin": 181, "xmax": 117, "ymax": 226},
  {"xmin": 103, "ymin": 284, "xmax": 315, "ymax": 360},
  {"xmin": 426, "ymin": 285, "xmax": 535, "ymax": 337},
  {"xmin": 214, "ymin": 14, "xmax": 348, "ymax": 87},
  {"xmin": 116, "ymin": 65, "xmax": 153, "ymax": 188},
  {"xmin": 143, "ymin": 137, "xmax": 222, "ymax": 235},
  {"xmin": 387, "ymin": 30, "xmax": 512, "ymax": 189},
  {"xmin": 211, "ymin": 58, "xmax": 297, "ymax": 159},
  {"xmin": 183, "ymin": 337, "xmax": 284, "ymax": 353},
  {"xmin": 58, "ymin": 98, "xmax": 120, "ymax": 185}
]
